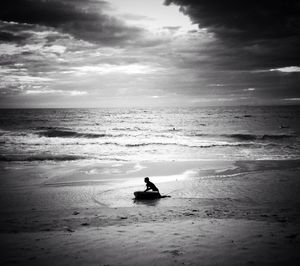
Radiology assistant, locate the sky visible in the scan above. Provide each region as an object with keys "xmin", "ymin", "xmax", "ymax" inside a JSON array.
[{"xmin": 0, "ymin": 0, "xmax": 300, "ymax": 108}]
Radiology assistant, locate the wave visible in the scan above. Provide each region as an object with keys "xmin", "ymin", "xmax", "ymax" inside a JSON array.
[
  {"xmin": 101, "ymin": 141, "xmax": 256, "ymax": 148},
  {"xmin": 223, "ymin": 134, "xmax": 258, "ymax": 141},
  {"xmin": 230, "ymin": 133, "xmax": 294, "ymax": 141},
  {"xmin": 37, "ymin": 129, "xmax": 108, "ymax": 138},
  {"xmin": 260, "ymin": 134, "xmax": 294, "ymax": 140},
  {"xmin": 194, "ymin": 133, "xmax": 294, "ymax": 141},
  {"xmin": 0, "ymin": 154, "xmax": 87, "ymax": 162},
  {"xmin": 112, "ymin": 127, "xmax": 142, "ymax": 131}
]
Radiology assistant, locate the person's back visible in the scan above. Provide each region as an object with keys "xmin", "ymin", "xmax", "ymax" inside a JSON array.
[
  {"xmin": 141, "ymin": 177, "xmax": 171, "ymax": 199},
  {"xmin": 144, "ymin": 177, "xmax": 159, "ymax": 193}
]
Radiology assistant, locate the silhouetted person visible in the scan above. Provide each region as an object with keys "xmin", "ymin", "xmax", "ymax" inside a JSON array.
[{"xmin": 144, "ymin": 177, "xmax": 161, "ymax": 196}]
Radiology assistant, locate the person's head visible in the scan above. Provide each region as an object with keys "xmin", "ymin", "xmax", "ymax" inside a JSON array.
[{"xmin": 144, "ymin": 177, "xmax": 149, "ymax": 183}]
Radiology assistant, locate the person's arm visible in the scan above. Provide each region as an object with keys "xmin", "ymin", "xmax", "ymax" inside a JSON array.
[{"xmin": 144, "ymin": 185, "xmax": 150, "ymax": 192}]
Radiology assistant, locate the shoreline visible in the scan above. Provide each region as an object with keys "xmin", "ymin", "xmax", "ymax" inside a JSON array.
[{"xmin": 0, "ymin": 159, "xmax": 300, "ymax": 265}]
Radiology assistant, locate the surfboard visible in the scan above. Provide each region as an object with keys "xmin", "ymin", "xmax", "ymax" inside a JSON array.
[{"xmin": 134, "ymin": 191, "xmax": 161, "ymax": 199}]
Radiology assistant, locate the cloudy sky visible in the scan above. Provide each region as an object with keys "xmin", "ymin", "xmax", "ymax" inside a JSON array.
[{"xmin": 0, "ymin": 0, "xmax": 299, "ymax": 107}]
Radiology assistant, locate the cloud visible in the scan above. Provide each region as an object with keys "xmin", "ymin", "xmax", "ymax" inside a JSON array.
[
  {"xmin": 0, "ymin": 64, "xmax": 55, "ymax": 96},
  {"xmin": 24, "ymin": 89, "xmax": 87, "ymax": 96},
  {"xmin": 71, "ymin": 63, "xmax": 163, "ymax": 75},
  {"xmin": 0, "ymin": 0, "xmax": 299, "ymax": 107},
  {"xmin": 270, "ymin": 66, "xmax": 300, "ymax": 73},
  {"xmin": 165, "ymin": 0, "xmax": 300, "ymax": 40},
  {"xmin": 165, "ymin": 0, "xmax": 300, "ymax": 70},
  {"xmin": 0, "ymin": 0, "xmax": 145, "ymax": 46},
  {"xmin": 283, "ymin": 98, "xmax": 300, "ymax": 101},
  {"xmin": 0, "ymin": 31, "xmax": 29, "ymax": 43}
]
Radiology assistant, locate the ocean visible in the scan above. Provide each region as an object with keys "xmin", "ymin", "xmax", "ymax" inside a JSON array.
[
  {"xmin": 1, "ymin": 107, "xmax": 300, "ymax": 264},
  {"xmin": 0, "ymin": 106, "xmax": 299, "ymax": 163}
]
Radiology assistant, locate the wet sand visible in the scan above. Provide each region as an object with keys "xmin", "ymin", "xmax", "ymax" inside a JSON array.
[{"xmin": 0, "ymin": 160, "xmax": 299, "ymax": 265}]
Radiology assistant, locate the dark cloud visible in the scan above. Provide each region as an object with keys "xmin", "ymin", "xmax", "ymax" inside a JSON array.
[
  {"xmin": 165, "ymin": 0, "xmax": 300, "ymax": 70},
  {"xmin": 0, "ymin": 0, "xmax": 144, "ymax": 46},
  {"xmin": 0, "ymin": 21, "xmax": 34, "ymax": 44},
  {"xmin": 165, "ymin": 0, "xmax": 300, "ymax": 40},
  {"xmin": 0, "ymin": 31, "xmax": 30, "ymax": 43}
]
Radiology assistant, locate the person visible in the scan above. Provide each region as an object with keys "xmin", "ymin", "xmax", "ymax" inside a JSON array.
[{"xmin": 144, "ymin": 177, "xmax": 160, "ymax": 196}]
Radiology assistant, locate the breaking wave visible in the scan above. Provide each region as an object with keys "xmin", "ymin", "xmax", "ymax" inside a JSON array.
[
  {"xmin": 37, "ymin": 129, "xmax": 108, "ymax": 138},
  {"xmin": 260, "ymin": 134, "xmax": 294, "ymax": 140},
  {"xmin": 224, "ymin": 133, "xmax": 294, "ymax": 141},
  {"xmin": 102, "ymin": 142, "xmax": 256, "ymax": 148},
  {"xmin": 194, "ymin": 133, "xmax": 294, "ymax": 141},
  {"xmin": 0, "ymin": 154, "xmax": 88, "ymax": 162}
]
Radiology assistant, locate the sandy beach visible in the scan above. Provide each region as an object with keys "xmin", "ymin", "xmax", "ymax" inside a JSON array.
[
  {"xmin": 1, "ymin": 0, "xmax": 300, "ymax": 263},
  {"xmin": 0, "ymin": 159, "xmax": 299, "ymax": 265}
]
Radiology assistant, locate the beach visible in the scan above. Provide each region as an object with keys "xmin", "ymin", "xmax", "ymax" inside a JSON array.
[
  {"xmin": 1, "ymin": 0, "xmax": 300, "ymax": 263},
  {"xmin": 0, "ymin": 106, "xmax": 299, "ymax": 265},
  {"xmin": 1, "ymin": 159, "xmax": 299, "ymax": 265}
]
